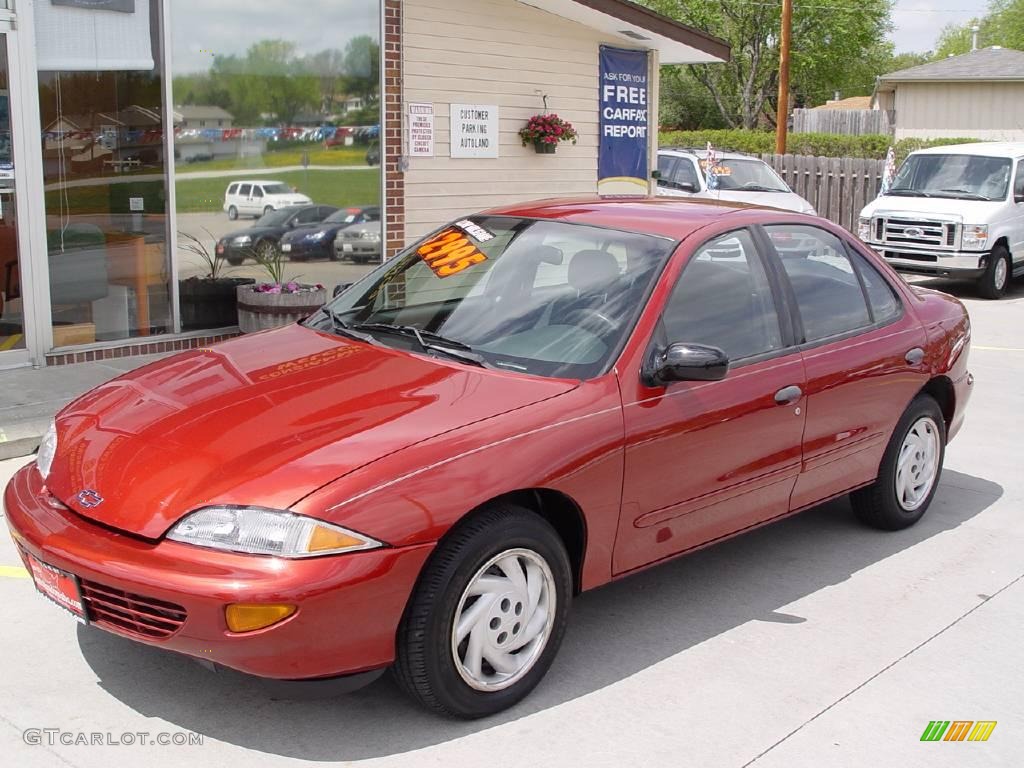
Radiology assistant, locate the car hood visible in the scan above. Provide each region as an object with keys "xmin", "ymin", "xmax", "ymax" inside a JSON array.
[
  {"xmin": 46, "ymin": 325, "xmax": 578, "ymax": 538},
  {"xmin": 274, "ymin": 194, "xmax": 312, "ymax": 206},
  {"xmin": 860, "ymin": 195, "xmax": 1005, "ymax": 220},
  {"xmin": 281, "ymin": 224, "xmax": 337, "ymax": 242}
]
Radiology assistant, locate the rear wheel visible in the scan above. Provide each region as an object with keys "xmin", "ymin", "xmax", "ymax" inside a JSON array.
[
  {"xmin": 394, "ymin": 504, "xmax": 572, "ymax": 719},
  {"xmin": 226, "ymin": 257, "xmax": 244, "ymax": 266},
  {"xmin": 977, "ymin": 245, "xmax": 1010, "ymax": 299},
  {"xmin": 263, "ymin": 205, "xmax": 274, "ymax": 218},
  {"xmin": 255, "ymin": 240, "xmax": 277, "ymax": 262},
  {"xmin": 227, "ymin": 205, "xmax": 238, "ymax": 220},
  {"xmin": 851, "ymin": 395, "xmax": 945, "ymax": 530}
]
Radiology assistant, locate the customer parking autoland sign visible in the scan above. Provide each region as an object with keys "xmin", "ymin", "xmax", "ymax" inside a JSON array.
[{"xmin": 598, "ymin": 46, "xmax": 649, "ymax": 196}]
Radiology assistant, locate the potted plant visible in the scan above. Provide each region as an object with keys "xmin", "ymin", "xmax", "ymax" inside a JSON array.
[
  {"xmin": 518, "ymin": 113, "xmax": 577, "ymax": 154},
  {"xmin": 235, "ymin": 239, "xmax": 327, "ymax": 333},
  {"xmin": 177, "ymin": 230, "xmax": 255, "ymax": 331}
]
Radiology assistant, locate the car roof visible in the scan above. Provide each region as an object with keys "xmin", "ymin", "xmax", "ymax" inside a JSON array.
[
  {"xmin": 229, "ymin": 179, "xmax": 291, "ymax": 186},
  {"xmin": 659, "ymin": 147, "xmax": 758, "ymax": 161},
  {"xmin": 478, "ymin": 196, "xmax": 800, "ymax": 240},
  {"xmin": 909, "ymin": 142, "xmax": 1024, "ymax": 159}
]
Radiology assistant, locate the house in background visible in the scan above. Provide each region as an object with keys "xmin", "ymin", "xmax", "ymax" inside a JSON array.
[
  {"xmin": 873, "ymin": 46, "xmax": 1024, "ymax": 141},
  {"xmin": 176, "ymin": 105, "xmax": 234, "ymax": 130}
]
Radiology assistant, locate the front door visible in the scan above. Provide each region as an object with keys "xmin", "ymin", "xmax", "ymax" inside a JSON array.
[
  {"xmin": 0, "ymin": 26, "xmax": 34, "ymax": 367},
  {"xmin": 615, "ymin": 228, "xmax": 806, "ymax": 574}
]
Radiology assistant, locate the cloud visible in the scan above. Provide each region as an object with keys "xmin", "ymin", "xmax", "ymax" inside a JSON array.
[
  {"xmin": 171, "ymin": 0, "xmax": 379, "ymax": 72},
  {"xmin": 890, "ymin": 0, "xmax": 988, "ymax": 53}
]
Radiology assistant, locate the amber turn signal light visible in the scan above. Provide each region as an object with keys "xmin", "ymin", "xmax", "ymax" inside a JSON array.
[{"xmin": 225, "ymin": 603, "xmax": 297, "ymax": 633}]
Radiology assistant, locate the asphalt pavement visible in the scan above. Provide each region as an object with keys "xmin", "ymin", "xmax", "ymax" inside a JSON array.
[{"xmin": 0, "ymin": 276, "xmax": 1021, "ymax": 767}]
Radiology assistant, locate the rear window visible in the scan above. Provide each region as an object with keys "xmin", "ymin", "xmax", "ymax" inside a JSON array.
[
  {"xmin": 263, "ymin": 183, "xmax": 292, "ymax": 195},
  {"xmin": 227, "ymin": 183, "xmax": 239, "ymax": 195}
]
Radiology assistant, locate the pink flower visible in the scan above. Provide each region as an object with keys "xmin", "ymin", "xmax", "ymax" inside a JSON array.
[{"xmin": 286, "ymin": 281, "xmax": 299, "ymax": 292}]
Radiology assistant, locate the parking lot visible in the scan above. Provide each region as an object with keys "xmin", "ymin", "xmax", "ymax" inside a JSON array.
[{"xmin": 0, "ymin": 277, "xmax": 1021, "ymax": 768}]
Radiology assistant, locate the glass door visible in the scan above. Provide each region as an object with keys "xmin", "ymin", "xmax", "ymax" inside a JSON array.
[{"xmin": 0, "ymin": 28, "xmax": 30, "ymax": 362}]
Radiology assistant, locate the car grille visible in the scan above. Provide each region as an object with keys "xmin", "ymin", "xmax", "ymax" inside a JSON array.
[
  {"xmin": 876, "ymin": 217, "xmax": 957, "ymax": 249},
  {"xmin": 80, "ymin": 579, "xmax": 187, "ymax": 639},
  {"xmin": 884, "ymin": 251, "xmax": 937, "ymax": 263}
]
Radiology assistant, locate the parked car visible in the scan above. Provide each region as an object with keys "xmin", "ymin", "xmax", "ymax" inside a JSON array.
[
  {"xmin": 9, "ymin": 198, "xmax": 971, "ymax": 719},
  {"xmin": 333, "ymin": 220, "xmax": 381, "ymax": 264},
  {"xmin": 280, "ymin": 205, "xmax": 380, "ymax": 261},
  {"xmin": 656, "ymin": 148, "xmax": 816, "ymax": 214},
  {"xmin": 223, "ymin": 180, "xmax": 312, "ymax": 220},
  {"xmin": 859, "ymin": 142, "xmax": 1024, "ymax": 299},
  {"xmin": 216, "ymin": 205, "xmax": 338, "ymax": 265}
]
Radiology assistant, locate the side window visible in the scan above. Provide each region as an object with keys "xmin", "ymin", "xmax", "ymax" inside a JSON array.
[
  {"xmin": 850, "ymin": 249, "xmax": 902, "ymax": 324},
  {"xmin": 252, "ymin": 186, "xmax": 265, "ymax": 199},
  {"xmin": 318, "ymin": 206, "xmax": 337, "ymax": 220},
  {"xmin": 672, "ymin": 158, "xmax": 700, "ymax": 190},
  {"xmin": 656, "ymin": 155, "xmax": 677, "ymax": 184},
  {"xmin": 662, "ymin": 229, "xmax": 783, "ymax": 362},
  {"xmin": 1014, "ymin": 160, "xmax": 1024, "ymax": 199},
  {"xmin": 295, "ymin": 208, "xmax": 320, "ymax": 224},
  {"xmin": 238, "ymin": 184, "xmax": 252, "ymax": 197},
  {"xmin": 227, "ymin": 183, "xmax": 239, "ymax": 195},
  {"xmin": 766, "ymin": 225, "xmax": 871, "ymax": 342}
]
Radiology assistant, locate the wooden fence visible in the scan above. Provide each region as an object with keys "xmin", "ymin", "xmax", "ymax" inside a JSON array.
[
  {"xmin": 759, "ymin": 154, "xmax": 887, "ymax": 232},
  {"xmin": 791, "ymin": 108, "xmax": 893, "ymax": 136}
]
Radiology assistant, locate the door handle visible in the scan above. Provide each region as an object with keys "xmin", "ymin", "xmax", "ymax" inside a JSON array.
[
  {"xmin": 905, "ymin": 347, "xmax": 925, "ymax": 365},
  {"xmin": 774, "ymin": 385, "xmax": 803, "ymax": 405}
]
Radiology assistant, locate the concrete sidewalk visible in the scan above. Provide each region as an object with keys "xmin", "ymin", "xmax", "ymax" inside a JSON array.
[{"xmin": 0, "ymin": 354, "xmax": 167, "ymax": 461}]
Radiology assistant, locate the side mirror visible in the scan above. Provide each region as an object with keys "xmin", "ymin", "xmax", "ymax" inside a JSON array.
[
  {"xmin": 333, "ymin": 282, "xmax": 353, "ymax": 298},
  {"xmin": 643, "ymin": 343, "xmax": 730, "ymax": 386}
]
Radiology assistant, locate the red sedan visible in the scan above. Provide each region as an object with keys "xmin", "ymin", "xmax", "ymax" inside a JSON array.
[{"xmin": 6, "ymin": 198, "xmax": 972, "ymax": 718}]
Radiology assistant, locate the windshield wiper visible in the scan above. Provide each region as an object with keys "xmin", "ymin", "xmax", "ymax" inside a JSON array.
[
  {"xmin": 735, "ymin": 184, "xmax": 785, "ymax": 192},
  {"xmin": 936, "ymin": 188, "xmax": 991, "ymax": 201},
  {"xmin": 353, "ymin": 323, "xmax": 493, "ymax": 368},
  {"xmin": 886, "ymin": 187, "xmax": 932, "ymax": 197},
  {"xmin": 321, "ymin": 308, "xmax": 379, "ymax": 344}
]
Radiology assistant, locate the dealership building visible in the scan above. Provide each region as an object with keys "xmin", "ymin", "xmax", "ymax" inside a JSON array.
[{"xmin": 0, "ymin": 0, "xmax": 726, "ymax": 367}]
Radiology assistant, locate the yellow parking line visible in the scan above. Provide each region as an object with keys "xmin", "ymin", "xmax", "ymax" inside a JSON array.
[
  {"xmin": 0, "ymin": 565, "xmax": 29, "ymax": 579},
  {"xmin": 973, "ymin": 345, "xmax": 1024, "ymax": 352}
]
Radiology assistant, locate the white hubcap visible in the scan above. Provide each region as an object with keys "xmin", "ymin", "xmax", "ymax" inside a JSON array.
[
  {"xmin": 994, "ymin": 257, "xmax": 1008, "ymax": 290},
  {"xmin": 895, "ymin": 416, "xmax": 940, "ymax": 511},
  {"xmin": 451, "ymin": 548, "xmax": 556, "ymax": 692}
]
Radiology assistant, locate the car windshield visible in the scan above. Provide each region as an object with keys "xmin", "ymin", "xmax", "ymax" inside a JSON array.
[
  {"xmin": 700, "ymin": 158, "xmax": 789, "ymax": 192},
  {"xmin": 308, "ymin": 216, "xmax": 676, "ymax": 379},
  {"xmin": 258, "ymin": 208, "xmax": 295, "ymax": 225},
  {"xmin": 888, "ymin": 154, "xmax": 1011, "ymax": 200},
  {"xmin": 325, "ymin": 208, "xmax": 364, "ymax": 224},
  {"xmin": 262, "ymin": 183, "xmax": 293, "ymax": 195}
]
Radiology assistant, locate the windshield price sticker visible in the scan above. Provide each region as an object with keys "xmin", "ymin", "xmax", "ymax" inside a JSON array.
[
  {"xmin": 417, "ymin": 228, "xmax": 489, "ymax": 278},
  {"xmin": 453, "ymin": 219, "xmax": 495, "ymax": 242},
  {"xmin": 699, "ymin": 160, "xmax": 733, "ymax": 176}
]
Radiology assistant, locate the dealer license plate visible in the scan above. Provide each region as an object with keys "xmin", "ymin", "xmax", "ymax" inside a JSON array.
[
  {"xmin": 281, "ymin": 243, "xmax": 292, "ymax": 252},
  {"xmin": 342, "ymin": 243, "xmax": 354, "ymax": 253},
  {"xmin": 27, "ymin": 554, "xmax": 87, "ymax": 624}
]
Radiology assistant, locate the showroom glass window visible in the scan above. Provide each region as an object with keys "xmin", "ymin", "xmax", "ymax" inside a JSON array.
[
  {"xmin": 36, "ymin": 0, "xmax": 170, "ymax": 346},
  {"xmin": 170, "ymin": 0, "xmax": 383, "ymax": 332}
]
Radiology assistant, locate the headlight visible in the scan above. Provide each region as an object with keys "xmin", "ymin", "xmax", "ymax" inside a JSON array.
[
  {"xmin": 962, "ymin": 224, "xmax": 989, "ymax": 250},
  {"xmin": 167, "ymin": 506, "xmax": 383, "ymax": 558},
  {"xmin": 858, "ymin": 217, "xmax": 872, "ymax": 241},
  {"xmin": 360, "ymin": 230, "xmax": 381, "ymax": 241},
  {"xmin": 36, "ymin": 421, "xmax": 57, "ymax": 481},
  {"xmin": 306, "ymin": 231, "xmax": 327, "ymax": 242},
  {"xmin": 232, "ymin": 235, "xmax": 252, "ymax": 245}
]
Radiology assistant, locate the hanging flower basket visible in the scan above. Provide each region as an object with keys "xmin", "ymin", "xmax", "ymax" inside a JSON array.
[
  {"xmin": 236, "ymin": 282, "xmax": 327, "ymax": 333},
  {"xmin": 519, "ymin": 114, "xmax": 577, "ymax": 155}
]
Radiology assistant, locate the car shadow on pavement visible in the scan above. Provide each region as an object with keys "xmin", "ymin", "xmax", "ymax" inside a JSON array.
[
  {"xmin": 76, "ymin": 469, "xmax": 1002, "ymax": 761},
  {"xmin": 909, "ymin": 275, "xmax": 1024, "ymax": 301}
]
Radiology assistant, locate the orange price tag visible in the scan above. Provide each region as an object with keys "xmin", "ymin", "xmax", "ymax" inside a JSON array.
[{"xmin": 417, "ymin": 227, "xmax": 489, "ymax": 278}]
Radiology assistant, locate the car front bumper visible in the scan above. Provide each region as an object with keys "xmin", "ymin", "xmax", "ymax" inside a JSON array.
[
  {"xmin": 281, "ymin": 240, "xmax": 332, "ymax": 260},
  {"xmin": 869, "ymin": 245, "xmax": 988, "ymax": 279},
  {"xmin": 4, "ymin": 464, "xmax": 433, "ymax": 680},
  {"xmin": 335, "ymin": 240, "xmax": 382, "ymax": 261}
]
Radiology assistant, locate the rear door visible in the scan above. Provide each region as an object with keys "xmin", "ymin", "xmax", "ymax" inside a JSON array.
[
  {"xmin": 1011, "ymin": 159, "xmax": 1024, "ymax": 263},
  {"xmin": 759, "ymin": 223, "xmax": 929, "ymax": 510},
  {"xmin": 615, "ymin": 228, "xmax": 806, "ymax": 574},
  {"xmin": 236, "ymin": 183, "xmax": 253, "ymax": 214},
  {"xmin": 250, "ymin": 184, "xmax": 265, "ymax": 214}
]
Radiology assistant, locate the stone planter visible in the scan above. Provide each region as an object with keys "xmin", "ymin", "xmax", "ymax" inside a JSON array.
[
  {"xmin": 179, "ymin": 277, "xmax": 255, "ymax": 331},
  {"xmin": 236, "ymin": 284, "xmax": 328, "ymax": 333},
  {"xmin": 533, "ymin": 140, "xmax": 557, "ymax": 154}
]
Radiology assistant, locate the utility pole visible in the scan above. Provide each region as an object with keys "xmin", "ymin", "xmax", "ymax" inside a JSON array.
[{"xmin": 775, "ymin": 0, "xmax": 793, "ymax": 154}]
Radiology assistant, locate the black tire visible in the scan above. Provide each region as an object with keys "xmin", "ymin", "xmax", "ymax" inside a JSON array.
[
  {"xmin": 227, "ymin": 205, "xmax": 238, "ymax": 221},
  {"xmin": 851, "ymin": 394, "xmax": 946, "ymax": 530},
  {"xmin": 977, "ymin": 245, "xmax": 1010, "ymax": 299},
  {"xmin": 394, "ymin": 504, "xmax": 572, "ymax": 719},
  {"xmin": 226, "ymin": 257, "xmax": 244, "ymax": 266}
]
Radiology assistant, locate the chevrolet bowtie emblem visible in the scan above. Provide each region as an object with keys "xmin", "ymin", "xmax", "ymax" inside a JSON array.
[{"xmin": 77, "ymin": 489, "xmax": 104, "ymax": 508}]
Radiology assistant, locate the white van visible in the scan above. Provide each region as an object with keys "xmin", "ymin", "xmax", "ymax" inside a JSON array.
[
  {"xmin": 223, "ymin": 180, "xmax": 312, "ymax": 220},
  {"xmin": 859, "ymin": 142, "xmax": 1024, "ymax": 298}
]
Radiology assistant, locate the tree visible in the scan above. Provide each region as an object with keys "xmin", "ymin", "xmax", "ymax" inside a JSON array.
[
  {"xmin": 934, "ymin": 0, "xmax": 1024, "ymax": 57},
  {"xmin": 642, "ymin": 0, "xmax": 892, "ymax": 128},
  {"xmin": 342, "ymin": 35, "xmax": 381, "ymax": 104}
]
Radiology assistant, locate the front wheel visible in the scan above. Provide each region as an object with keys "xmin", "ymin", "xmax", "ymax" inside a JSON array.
[
  {"xmin": 851, "ymin": 394, "xmax": 945, "ymax": 530},
  {"xmin": 262, "ymin": 205, "xmax": 274, "ymax": 218},
  {"xmin": 977, "ymin": 245, "xmax": 1010, "ymax": 299},
  {"xmin": 394, "ymin": 504, "xmax": 572, "ymax": 718},
  {"xmin": 227, "ymin": 205, "xmax": 238, "ymax": 220}
]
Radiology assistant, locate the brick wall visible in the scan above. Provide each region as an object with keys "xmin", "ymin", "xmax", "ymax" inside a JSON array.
[{"xmin": 383, "ymin": 0, "xmax": 404, "ymax": 258}]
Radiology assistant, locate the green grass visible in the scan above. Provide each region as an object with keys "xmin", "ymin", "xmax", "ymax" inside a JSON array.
[
  {"xmin": 175, "ymin": 146, "xmax": 366, "ymax": 173},
  {"xmin": 175, "ymin": 168, "xmax": 380, "ymax": 213}
]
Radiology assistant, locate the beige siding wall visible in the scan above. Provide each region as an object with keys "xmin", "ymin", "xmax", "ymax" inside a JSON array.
[
  {"xmin": 402, "ymin": 0, "xmax": 653, "ymax": 242},
  {"xmin": 894, "ymin": 82, "xmax": 1024, "ymax": 141}
]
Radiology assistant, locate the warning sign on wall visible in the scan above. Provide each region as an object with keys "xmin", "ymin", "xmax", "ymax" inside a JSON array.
[{"xmin": 408, "ymin": 103, "xmax": 434, "ymax": 157}]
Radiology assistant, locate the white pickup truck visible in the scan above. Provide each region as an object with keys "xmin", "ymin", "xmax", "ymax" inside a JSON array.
[{"xmin": 858, "ymin": 142, "xmax": 1024, "ymax": 298}]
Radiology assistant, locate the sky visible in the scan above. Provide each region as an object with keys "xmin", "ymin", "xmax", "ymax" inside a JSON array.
[
  {"xmin": 170, "ymin": 0, "xmax": 379, "ymax": 73},
  {"xmin": 891, "ymin": 0, "xmax": 989, "ymax": 53}
]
